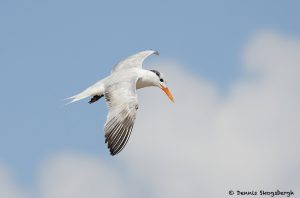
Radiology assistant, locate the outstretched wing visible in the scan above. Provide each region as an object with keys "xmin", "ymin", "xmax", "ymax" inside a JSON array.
[
  {"xmin": 104, "ymin": 79, "xmax": 139, "ymax": 155},
  {"xmin": 112, "ymin": 50, "xmax": 159, "ymax": 73}
]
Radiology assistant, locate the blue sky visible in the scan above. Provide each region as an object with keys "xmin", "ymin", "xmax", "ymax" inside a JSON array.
[{"xmin": 0, "ymin": 0, "xmax": 300, "ymax": 195}]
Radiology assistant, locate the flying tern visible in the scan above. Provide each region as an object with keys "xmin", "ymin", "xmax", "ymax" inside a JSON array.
[{"xmin": 67, "ymin": 50, "xmax": 174, "ymax": 155}]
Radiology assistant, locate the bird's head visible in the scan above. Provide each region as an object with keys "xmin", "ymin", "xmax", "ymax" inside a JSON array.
[{"xmin": 149, "ymin": 69, "xmax": 174, "ymax": 103}]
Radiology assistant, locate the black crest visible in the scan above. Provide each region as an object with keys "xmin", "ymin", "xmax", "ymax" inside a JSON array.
[{"xmin": 150, "ymin": 69, "xmax": 161, "ymax": 78}]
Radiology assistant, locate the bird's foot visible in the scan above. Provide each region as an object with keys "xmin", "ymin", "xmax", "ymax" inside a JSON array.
[{"xmin": 89, "ymin": 95, "xmax": 103, "ymax": 104}]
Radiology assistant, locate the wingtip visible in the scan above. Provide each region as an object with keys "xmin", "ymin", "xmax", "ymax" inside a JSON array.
[{"xmin": 148, "ymin": 49, "xmax": 159, "ymax": 56}]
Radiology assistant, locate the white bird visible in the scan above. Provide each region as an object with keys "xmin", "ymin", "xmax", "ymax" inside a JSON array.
[{"xmin": 67, "ymin": 50, "xmax": 174, "ymax": 155}]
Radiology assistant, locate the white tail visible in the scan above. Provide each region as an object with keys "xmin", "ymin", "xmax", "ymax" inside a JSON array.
[
  {"xmin": 65, "ymin": 81, "xmax": 105, "ymax": 105},
  {"xmin": 65, "ymin": 92, "xmax": 90, "ymax": 105}
]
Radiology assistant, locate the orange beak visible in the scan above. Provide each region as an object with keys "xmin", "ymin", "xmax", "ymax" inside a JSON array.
[{"xmin": 161, "ymin": 85, "xmax": 175, "ymax": 103}]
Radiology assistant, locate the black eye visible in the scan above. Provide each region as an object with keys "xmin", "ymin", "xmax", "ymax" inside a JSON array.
[{"xmin": 160, "ymin": 78, "xmax": 164, "ymax": 82}]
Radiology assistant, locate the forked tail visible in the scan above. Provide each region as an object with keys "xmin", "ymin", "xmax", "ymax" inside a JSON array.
[{"xmin": 65, "ymin": 82, "xmax": 105, "ymax": 105}]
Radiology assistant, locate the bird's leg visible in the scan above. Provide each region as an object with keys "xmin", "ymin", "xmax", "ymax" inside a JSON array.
[{"xmin": 89, "ymin": 95, "xmax": 103, "ymax": 104}]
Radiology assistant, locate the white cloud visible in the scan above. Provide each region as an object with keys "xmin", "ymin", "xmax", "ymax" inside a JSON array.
[
  {"xmin": 37, "ymin": 152, "xmax": 125, "ymax": 198},
  {"xmin": 0, "ymin": 164, "xmax": 28, "ymax": 198},
  {"xmin": 1, "ymin": 31, "xmax": 299, "ymax": 198},
  {"xmin": 123, "ymin": 31, "xmax": 300, "ymax": 197}
]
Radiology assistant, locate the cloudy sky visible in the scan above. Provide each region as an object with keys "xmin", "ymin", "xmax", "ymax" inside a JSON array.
[{"xmin": 0, "ymin": 1, "xmax": 300, "ymax": 198}]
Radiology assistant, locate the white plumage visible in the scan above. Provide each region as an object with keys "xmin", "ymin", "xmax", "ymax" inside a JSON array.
[{"xmin": 67, "ymin": 50, "xmax": 174, "ymax": 155}]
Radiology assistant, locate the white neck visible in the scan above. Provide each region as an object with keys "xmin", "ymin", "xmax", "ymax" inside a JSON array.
[{"xmin": 136, "ymin": 69, "xmax": 159, "ymax": 89}]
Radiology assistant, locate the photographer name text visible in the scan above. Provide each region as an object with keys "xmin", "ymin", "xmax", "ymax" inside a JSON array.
[{"xmin": 228, "ymin": 190, "xmax": 294, "ymax": 197}]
